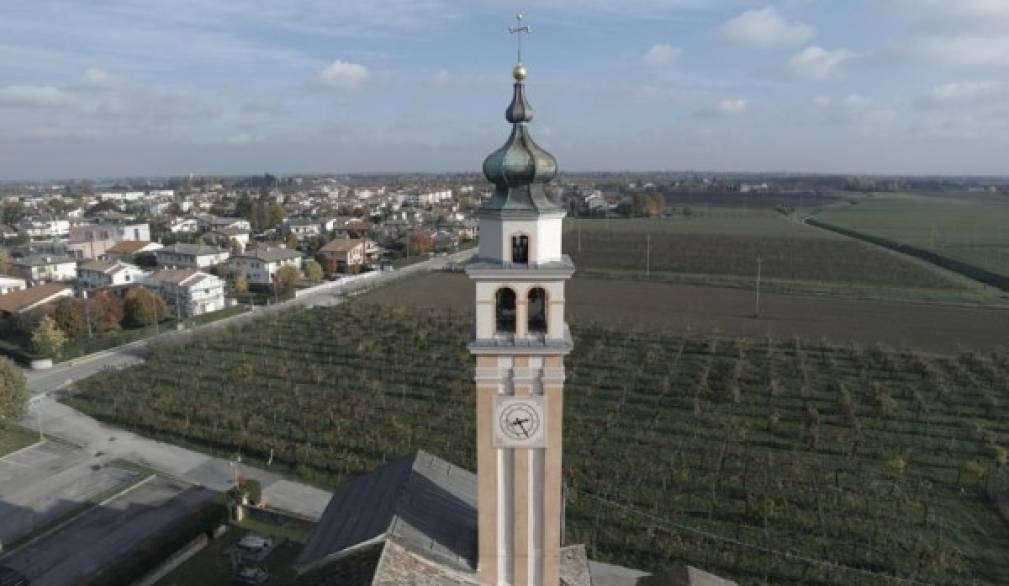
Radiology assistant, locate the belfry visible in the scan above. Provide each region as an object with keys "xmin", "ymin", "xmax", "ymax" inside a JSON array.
[{"xmin": 466, "ymin": 23, "xmax": 575, "ymax": 585}]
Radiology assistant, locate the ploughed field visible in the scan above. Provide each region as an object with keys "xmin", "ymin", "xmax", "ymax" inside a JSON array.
[
  {"xmin": 362, "ymin": 272, "xmax": 1009, "ymax": 354},
  {"xmin": 815, "ymin": 192, "xmax": 1009, "ymax": 279},
  {"xmin": 564, "ymin": 214, "xmax": 961, "ymax": 296},
  {"xmin": 69, "ymin": 302, "xmax": 1009, "ymax": 585}
]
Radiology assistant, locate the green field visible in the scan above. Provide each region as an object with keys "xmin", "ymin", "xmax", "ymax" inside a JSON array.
[
  {"xmin": 69, "ymin": 302, "xmax": 1009, "ymax": 585},
  {"xmin": 815, "ymin": 193, "xmax": 1009, "ymax": 279},
  {"xmin": 560, "ymin": 212, "xmax": 1009, "ymax": 306}
]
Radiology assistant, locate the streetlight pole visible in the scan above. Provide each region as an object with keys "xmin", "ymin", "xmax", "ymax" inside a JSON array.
[{"xmin": 754, "ymin": 257, "xmax": 763, "ymax": 318}]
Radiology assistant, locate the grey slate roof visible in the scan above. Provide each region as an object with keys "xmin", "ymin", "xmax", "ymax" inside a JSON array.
[
  {"xmin": 235, "ymin": 247, "xmax": 301, "ymax": 263},
  {"xmin": 158, "ymin": 243, "xmax": 227, "ymax": 256},
  {"xmin": 12, "ymin": 254, "xmax": 75, "ymax": 267},
  {"xmin": 296, "ymin": 450, "xmax": 477, "ymax": 575}
]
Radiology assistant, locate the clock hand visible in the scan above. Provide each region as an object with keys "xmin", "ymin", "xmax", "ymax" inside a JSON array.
[{"xmin": 512, "ymin": 418, "xmax": 531, "ymax": 438}]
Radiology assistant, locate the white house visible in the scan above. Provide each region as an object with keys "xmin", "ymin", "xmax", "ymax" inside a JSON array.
[
  {"xmin": 283, "ymin": 218, "xmax": 322, "ymax": 240},
  {"xmin": 18, "ymin": 219, "xmax": 70, "ymax": 239},
  {"xmin": 166, "ymin": 218, "xmax": 200, "ymax": 234},
  {"xmin": 76, "ymin": 260, "xmax": 147, "ymax": 290},
  {"xmin": 0, "ymin": 275, "xmax": 27, "ymax": 295},
  {"xmin": 9, "ymin": 254, "xmax": 78, "ymax": 284},
  {"xmin": 227, "ymin": 247, "xmax": 302, "ymax": 285},
  {"xmin": 144, "ymin": 269, "xmax": 225, "ymax": 317},
  {"xmin": 155, "ymin": 243, "xmax": 230, "ymax": 269}
]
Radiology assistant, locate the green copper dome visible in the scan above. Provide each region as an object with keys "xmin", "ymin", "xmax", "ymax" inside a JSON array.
[{"xmin": 479, "ymin": 68, "xmax": 563, "ymax": 218}]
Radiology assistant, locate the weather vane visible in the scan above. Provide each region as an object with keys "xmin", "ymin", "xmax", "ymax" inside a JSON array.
[{"xmin": 508, "ymin": 13, "xmax": 531, "ymax": 64}]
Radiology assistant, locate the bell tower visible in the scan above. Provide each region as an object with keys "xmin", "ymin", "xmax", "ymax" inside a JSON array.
[{"xmin": 468, "ymin": 19, "xmax": 574, "ymax": 586}]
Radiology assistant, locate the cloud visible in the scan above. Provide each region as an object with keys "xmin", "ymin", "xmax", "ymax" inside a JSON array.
[
  {"xmin": 814, "ymin": 94, "xmax": 897, "ymax": 127},
  {"xmin": 720, "ymin": 7, "xmax": 813, "ymax": 46},
  {"xmin": 0, "ymin": 85, "xmax": 71, "ymax": 107},
  {"xmin": 694, "ymin": 97, "xmax": 748, "ymax": 117},
  {"xmin": 80, "ymin": 68, "xmax": 121, "ymax": 89},
  {"xmin": 813, "ymin": 95, "xmax": 832, "ymax": 108},
  {"xmin": 914, "ymin": 81, "xmax": 1009, "ymax": 109},
  {"xmin": 431, "ymin": 70, "xmax": 451, "ymax": 86},
  {"xmin": 318, "ymin": 60, "xmax": 371, "ymax": 89},
  {"xmin": 909, "ymin": 35, "xmax": 1009, "ymax": 68},
  {"xmin": 642, "ymin": 44, "xmax": 682, "ymax": 66},
  {"xmin": 786, "ymin": 46, "xmax": 854, "ymax": 79}
]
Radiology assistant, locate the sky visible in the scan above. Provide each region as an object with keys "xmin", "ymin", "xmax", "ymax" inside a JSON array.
[{"xmin": 3, "ymin": 0, "xmax": 1009, "ymax": 180}]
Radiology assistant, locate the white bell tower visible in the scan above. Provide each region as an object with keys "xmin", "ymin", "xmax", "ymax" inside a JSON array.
[{"xmin": 467, "ymin": 30, "xmax": 575, "ymax": 586}]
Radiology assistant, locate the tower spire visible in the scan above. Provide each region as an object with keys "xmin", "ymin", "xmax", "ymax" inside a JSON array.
[{"xmin": 508, "ymin": 13, "xmax": 531, "ymax": 65}]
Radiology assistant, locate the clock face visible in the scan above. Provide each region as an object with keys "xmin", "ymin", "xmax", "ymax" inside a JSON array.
[
  {"xmin": 493, "ymin": 396, "xmax": 547, "ymax": 448},
  {"xmin": 499, "ymin": 402, "xmax": 541, "ymax": 440}
]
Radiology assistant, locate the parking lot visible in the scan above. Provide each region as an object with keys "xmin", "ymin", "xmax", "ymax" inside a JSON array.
[{"xmin": 0, "ymin": 440, "xmax": 139, "ymax": 547}]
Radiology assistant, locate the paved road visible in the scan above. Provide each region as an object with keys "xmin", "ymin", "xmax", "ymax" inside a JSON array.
[{"xmin": 16, "ymin": 250, "xmax": 474, "ymax": 521}]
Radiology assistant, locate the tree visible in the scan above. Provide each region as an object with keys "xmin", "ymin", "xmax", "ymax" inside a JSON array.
[
  {"xmin": 304, "ymin": 260, "xmax": 324, "ymax": 282},
  {"xmin": 229, "ymin": 238, "xmax": 243, "ymax": 256},
  {"xmin": 274, "ymin": 265, "xmax": 300, "ymax": 296},
  {"xmin": 32, "ymin": 316, "xmax": 67, "ymax": 358},
  {"xmin": 90, "ymin": 290, "xmax": 124, "ymax": 333},
  {"xmin": 0, "ymin": 248, "xmax": 8, "ymax": 274},
  {"xmin": 286, "ymin": 231, "xmax": 300, "ymax": 251},
  {"xmin": 407, "ymin": 230, "xmax": 434, "ymax": 256},
  {"xmin": 53, "ymin": 298, "xmax": 87, "ymax": 339},
  {"xmin": 124, "ymin": 287, "xmax": 168, "ymax": 327},
  {"xmin": 632, "ymin": 193, "xmax": 665, "ymax": 218},
  {"xmin": 234, "ymin": 273, "xmax": 249, "ymax": 295},
  {"xmin": 0, "ymin": 357, "xmax": 27, "ymax": 429}
]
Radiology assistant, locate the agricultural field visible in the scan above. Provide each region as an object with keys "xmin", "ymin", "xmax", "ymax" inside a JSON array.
[
  {"xmin": 562, "ymin": 213, "xmax": 1000, "ymax": 304},
  {"xmin": 815, "ymin": 193, "xmax": 1009, "ymax": 279},
  {"xmin": 69, "ymin": 302, "xmax": 1009, "ymax": 585},
  {"xmin": 362, "ymin": 272, "xmax": 1009, "ymax": 354}
]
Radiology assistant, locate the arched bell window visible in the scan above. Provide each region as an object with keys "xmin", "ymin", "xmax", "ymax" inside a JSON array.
[
  {"xmin": 528, "ymin": 287, "xmax": 547, "ymax": 334},
  {"xmin": 512, "ymin": 234, "xmax": 529, "ymax": 264},
  {"xmin": 496, "ymin": 288, "xmax": 517, "ymax": 334}
]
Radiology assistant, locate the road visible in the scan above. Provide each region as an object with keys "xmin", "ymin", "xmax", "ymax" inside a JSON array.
[{"xmin": 16, "ymin": 250, "xmax": 474, "ymax": 521}]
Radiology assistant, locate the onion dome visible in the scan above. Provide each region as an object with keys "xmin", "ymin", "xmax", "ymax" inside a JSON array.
[{"xmin": 479, "ymin": 66, "xmax": 563, "ymax": 218}]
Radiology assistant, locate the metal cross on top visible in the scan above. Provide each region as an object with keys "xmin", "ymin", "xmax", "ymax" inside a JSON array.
[{"xmin": 508, "ymin": 13, "xmax": 531, "ymax": 64}]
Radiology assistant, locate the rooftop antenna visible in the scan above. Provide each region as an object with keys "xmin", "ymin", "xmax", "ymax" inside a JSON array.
[{"xmin": 508, "ymin": 13, "xmax": 531, "ymax": 64}]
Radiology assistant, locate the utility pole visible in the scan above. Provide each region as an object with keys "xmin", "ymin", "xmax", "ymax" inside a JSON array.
[
  {"xmin": 645, "ymin": 234, "xmax": 651, "ymax": 277},
  {"xmin": 754, "ymin": 257, "xmax": 763, "ymax": 318}
]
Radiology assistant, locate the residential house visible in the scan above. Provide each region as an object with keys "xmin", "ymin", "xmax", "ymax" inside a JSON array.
[
  {"xmin": 282, "ymin": 218, "xmax": 322, "ymax": 240},
  {"xmin": 77, "ymin": 260, "xmax": 147, "ymax": 290},
  {"xmin": 144, "ymin": 269, "xmax": 225, "ymax": 317},
  {"xmin": 0, "ymin": 276, "xmax": 26, "ymax": 295},
  {"xmin": 209, "ymin": 227, "xmax": 251, "ymax": 251},
  {"xmin": 67, "ymin": 221, "xmax": 152, "ymax": 259},
  {"xmin": 18, "ymin": 219, "xmax": 70, "ymax": 239},
  {"xmin": 227, "ymin": 247, "xmax": 302, "ymax": 285},
  {"xmin": 155, "ymin": 244, "xmax": 230, "ymax": 269},
  {"xmin": 9, "ymin": 254, "xmax": 78, "ymax": 284},
  {"xmin": 166, "ymin": 218, "xmax": 200, "ymax": 234},
  {"xmin": 197, "ymin": 215, "xmax": 251, "ymax": 233},
  {"xmin": 318, "ymin": 239, "xmax": 380, "ymax": 273},
  {"xmin": 103, "ymin": 240, "xmax": 164, "ymax": 261},
  {"xmin": 0, "ymin": 282, "xmax": 73, "ymax": 317}
]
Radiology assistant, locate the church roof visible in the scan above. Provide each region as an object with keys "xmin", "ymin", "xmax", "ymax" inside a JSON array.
[{"xmin": 295, "ymin": 450, "xmax": 477, "ymax": 576}]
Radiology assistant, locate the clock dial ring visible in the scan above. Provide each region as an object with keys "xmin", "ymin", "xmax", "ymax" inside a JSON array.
[{"xmin": 499, "ymin": 402, "xmax": 541, "ymax": 441}]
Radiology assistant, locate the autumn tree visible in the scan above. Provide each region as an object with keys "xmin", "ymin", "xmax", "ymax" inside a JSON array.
[
  {"xmin": 304, "ymin": 260, "xmax": 324, "ymax": 282},
  {"xmin": 407, "ymin": 230, "xmax": 434, "ymax": 256},
  {"xmin": 286, "ymin": 231, "xmax": 300, "ymax": 250},
  {"xmin": 32, "ymin": 316, "xmax": 67, "ymax": 358},
  {"xmin": 0, "ymin": 357, "xmax": 27, "ymax": 429},
  {"xmin": 124, "ymin": 287, "xmax": 168, "ymax": 327},
  {"xmin": 53, "ymin": 297, "xmax": 87, "ymax": 339},
  {"xmin": 274, "ymin": 265, "xmax": 300, "ymax": 296},
  {"xmin": 233, "ymin": 273, "xmax": 249, "ymax": 295},
  {"xmin": 90, "ymin": 290, "xmax": 124, "ymax": 333},
  {"xmin": 632, "ymin": 193, "xmax": 665, "ymax": 218},
  {"xmin": 0, "ymin": 248, "xmax": 8, "ymax": 274}
]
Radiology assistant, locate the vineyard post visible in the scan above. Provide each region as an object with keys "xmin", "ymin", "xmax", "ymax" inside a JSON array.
[{"xmin": 754, "ymin": 257, "xmax": 763, "ymax": 318}]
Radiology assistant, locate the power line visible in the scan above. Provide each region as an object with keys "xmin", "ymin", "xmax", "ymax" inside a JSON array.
[{"xmin": 577, "ymin": 490, "xmax": 936, "ymax": 586}]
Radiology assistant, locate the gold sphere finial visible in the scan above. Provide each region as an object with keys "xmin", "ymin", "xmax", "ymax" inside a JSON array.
[{"xmin": 513, "ymin": 64, "xmax": 528, "ymax": 81}]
